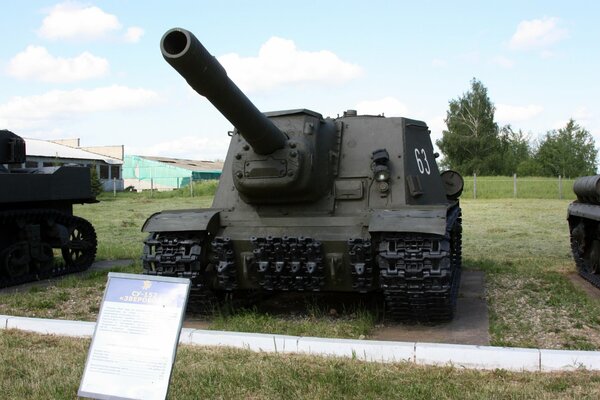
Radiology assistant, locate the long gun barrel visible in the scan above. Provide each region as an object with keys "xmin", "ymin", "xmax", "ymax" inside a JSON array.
[{"xmin": 160, "ymin": 28, "xmax": 288, "ymax": 155}]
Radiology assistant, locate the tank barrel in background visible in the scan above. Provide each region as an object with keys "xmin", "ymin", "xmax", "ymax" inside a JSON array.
[
  {"xmin": 160, "ymin": 28, "xmax": 287, "ymax": 155},
  {"xmin": 573, "ymin": 175, "xmax": 600, "ymax": 204}
]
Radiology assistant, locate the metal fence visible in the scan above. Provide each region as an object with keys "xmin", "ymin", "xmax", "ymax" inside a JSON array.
[{"xmin": 465, "ymin": 175, "xmax": 576, "ymax": 200}]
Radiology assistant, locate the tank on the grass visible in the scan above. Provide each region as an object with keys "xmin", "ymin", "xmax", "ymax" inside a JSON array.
[
  {"xmin": 568, "ymin": 175, "xmax": 600, "ymax": 289},
  {"xmin": 142, "ymin": 28, "xmax": 464, "ymax": 321},
  {"xmin": 0, "ymin": 129, "xmax": 97, "ymax": 288}
]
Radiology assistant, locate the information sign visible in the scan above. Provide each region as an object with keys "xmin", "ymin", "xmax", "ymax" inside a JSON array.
[{"xmin": 78, "ymin": 273, "xmax": 190, "ymax": 400}]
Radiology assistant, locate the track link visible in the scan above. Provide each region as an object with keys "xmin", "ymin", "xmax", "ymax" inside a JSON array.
[
  {"xmin": 378, "ymin": 207, "xmax": 462, "ymax": 322},
  {"xmin": 143, "ymin": 232, "xmax": 223, "ymax": 314},
  {"xmin": 570, "ymin": 229, "xmax": 600, "ymax": 289}
]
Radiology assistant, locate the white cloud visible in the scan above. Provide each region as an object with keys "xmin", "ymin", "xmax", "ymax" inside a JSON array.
[
  {"xmin": 218, "ymin": 37, "xmax": 362, "ymax": 92},
  {"xmin": 0, "ymin": 85, "xmax": 159, "ymax": 129},
  {"xmin": 38, "ymin": 2, "xmax": 121, "ymax": 40},
  {"xmin": 124, "ymin": 27, "xmax": 144, "ymax": 43},
  {"xmin": 354, "ymin": 97, "xmax": 408, "ymax": 117},
  {"xmin": 509, "ymin": 17, "xmax": 568, "ymax": 50},
  {"xmin": 491, "ymin": 55, "xmax": 514, "ymax": 69},
  {"xmin": 496, "ymin": 103, "xmax": 543, "ymax": 123},
  {"xmin": 551, "ymin": 108, "xmax": 596, "ymax": 132},
  {"xmin": 129, "ymin": 136, "xmax": 230, "ymax": 160},
  {"xmin": 6, "ymin": 45, "xmax": 108, "ymax": 83},
  {"xmin": 37, "ymin": 2, "xmax": 143, "ymax": 43}
]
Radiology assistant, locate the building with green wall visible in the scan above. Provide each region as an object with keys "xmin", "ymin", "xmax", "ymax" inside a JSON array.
[{"xmin": 123, "ymin": 155, "xmax": 222, "ymax": 190}]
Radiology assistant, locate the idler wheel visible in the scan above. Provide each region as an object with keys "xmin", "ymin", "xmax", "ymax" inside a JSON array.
[
  {"xmin": 61, "ymin": 219, "xmax": 97, "ymax": 270},
  {"xmin": 2, "ymin": 242, "xmax": 30, "ymax": 278}
]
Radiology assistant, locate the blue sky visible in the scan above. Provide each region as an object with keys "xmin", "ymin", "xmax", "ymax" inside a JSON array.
[{"xmin": 1, "ymin": 1, "xmax": 599, "ymax": 160}]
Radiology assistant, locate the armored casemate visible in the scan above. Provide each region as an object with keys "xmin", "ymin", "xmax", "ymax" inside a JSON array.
[
  {"xmin": 142, "ymin": 28, "xmax": 464, "ymax": 321},
  {"xmin": 568, "ymin": 175, "xmax": 600, "ymax": 288},
  {"xmin": 0, "ymin": 130, "xmax": 97, "ymax": 287}
]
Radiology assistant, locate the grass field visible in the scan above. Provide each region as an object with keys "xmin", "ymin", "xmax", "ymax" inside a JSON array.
[
  {"xmin": 461, "ymin": 176, "xmax": 576, "ymax": 200},
  {"xmin": 2, "ymin": 191, "xmax": 600, "ymax": 398},
  {"xmin": 1, "ymin": 330, "xmax": 599, "ymax": 400},
  {"xmin": 1, "ymin": 193, "xmax": 600, "ymax": 349}
]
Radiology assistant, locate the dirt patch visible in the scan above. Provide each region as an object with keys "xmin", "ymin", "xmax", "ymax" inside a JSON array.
[
  {"xmin": 370, "ymin": 270, "xmax": 490, "ymax": 345},
  {"xmin": 183, "ymin": 318, "xmax": 211, "ymax": 330},
  {"xmin": 182, "ymin": 272, "xmax": 491, "ymax": 346},
  {"xmin": 568, "ymin": 272, "xmax": 600, "ymax": 300}
]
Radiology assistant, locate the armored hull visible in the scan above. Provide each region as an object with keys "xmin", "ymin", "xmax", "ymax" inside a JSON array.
[
  {"xmin": 142, "ymin": 28, "xmax": 463, "ymax": 321},
  {"xmin": 568, "ymin": 175, "xmax": 600, "ymax": 288},
  {"xmin": 0, "ymin": 130, "xmax": 97, "ymax": 288}
]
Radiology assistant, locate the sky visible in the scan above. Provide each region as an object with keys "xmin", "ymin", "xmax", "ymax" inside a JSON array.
[{"xmin": 1, "ymin": 1, "xmax": 599, "ymax": 161}]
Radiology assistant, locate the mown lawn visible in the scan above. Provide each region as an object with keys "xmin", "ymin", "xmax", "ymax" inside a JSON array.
[
  {"xmin": 1, "ymin": 194, "xmax": 600, "ymax": 349},
  {"xmin": 1, "ymin": 330, "xmax": 599, "ymax": 400},
  {"xmin": 461, "ymin": 198, "xmax": 600, "ymax": 350}
]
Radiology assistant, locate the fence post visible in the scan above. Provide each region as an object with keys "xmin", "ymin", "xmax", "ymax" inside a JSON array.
[
  {"xmin": 558, "ymin": 175, "xmax": 562, "ymax": 199},
  {"xmin": 513, "ymin": 173, "xmax": 517, "ymax": 198},
  {"xmin": 190, "ymin": 178, "xmax": 194, "ymax": 197},
  {"xmin": 473, "ymin": 173, "xmax": 477, "ymax": 199},
  {"xmin": 113, "ymin": 177, "xmax": 116, "ymax": 197},
  {"xmin": 150, "ymin": 178, "xmax": 154, "ymax": 197}
]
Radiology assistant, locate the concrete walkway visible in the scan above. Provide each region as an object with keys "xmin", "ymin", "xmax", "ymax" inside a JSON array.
[{"xmin": 2, "ymin": 313, "xmax": 599, "ymax": 372}]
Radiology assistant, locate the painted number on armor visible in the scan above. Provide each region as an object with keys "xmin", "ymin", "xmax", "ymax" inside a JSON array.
[{"xmin": 414, "ymin": 148, "xmax": 431, "ymax": 175}]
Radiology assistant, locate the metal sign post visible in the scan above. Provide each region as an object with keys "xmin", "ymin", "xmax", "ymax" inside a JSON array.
[{"xmin": 78, "ymin": 273, "xmax": 190, "ymax": 400}]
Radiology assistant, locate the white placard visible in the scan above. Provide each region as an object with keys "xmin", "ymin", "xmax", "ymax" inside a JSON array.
[{"xmin": 79, "ymin": 273, "xmax": 190, "ymax": 400}]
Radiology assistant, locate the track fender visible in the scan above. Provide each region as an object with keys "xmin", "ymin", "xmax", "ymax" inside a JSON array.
[
  {"xmin": 368, "ymin": 207, "xmax": 447, "ymax": 236},
  {"xmin": 568, "ymin": 202, "xmax": 600, "ymax": 222},
  {"xmin": 142, "ymin": 208, "xmax": 221, "ymax": 234}
]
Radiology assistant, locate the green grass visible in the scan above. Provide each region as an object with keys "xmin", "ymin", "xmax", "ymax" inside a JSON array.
[
  {"xmin": 211, "ymin": 305, "xmax": 375, "ymax": 339},
  {"xmin": 462, "ymin": 176, "xmax": 576, "ymax": 200},
  {"xmin": 3, "ymin": 194, "xmax": 600, "ymax": 350},
  {"xmin": 1, "ymin": 330, "xmax": 600, "ymax": 400},
  {"xmin": 3, "ymin": 191, "xmax": 600, "ymax": 397},
  {"xmin": 112, "ymin": 179, "xmax": 219, "ymax": 200},
  {"xmin": 0, "ymin": 263, "xmax": 141, "ymax": 321},
  {"xmin": 461, "ymin": 198, "xmax": 600, "ymax": 350},
  {"xmin": 75, "ymin": 194, "xmax": 213, "ymax": 260}
]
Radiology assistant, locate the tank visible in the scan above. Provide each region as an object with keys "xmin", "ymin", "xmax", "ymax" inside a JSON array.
[
  {"xmin": 0, "ymin": 129, "xmax": 98, "ymax": 288},
  {"xmin": 142, "ymin": 28, "xmax": 464, "ymax": 321},
  {"xmin": 568, "ymin": 175, "xmax": 600, "ymax": 288}
]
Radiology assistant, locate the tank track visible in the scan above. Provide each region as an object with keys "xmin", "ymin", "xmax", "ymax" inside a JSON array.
[
  {"xmin": 142, "ymin": 232, "xmax": 227, "ymax": 314},
  {"xmin": 378, "ymin": 207, "xmax": 462, "ymax": 322},
  {"xmin": 0, "ymin": 209, "xmax": 97, "ymax": 289},
  {"xmin": 569, "ymin": 228, "xmax": 600, "ymax": 289}
]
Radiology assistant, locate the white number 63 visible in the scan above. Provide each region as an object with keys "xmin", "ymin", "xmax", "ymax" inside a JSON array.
[{"xmin": 414, "ymin": 148, "xmax": 431, "ymax": 175}]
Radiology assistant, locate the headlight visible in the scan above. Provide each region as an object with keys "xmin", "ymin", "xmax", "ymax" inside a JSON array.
[{"xmin": 373, "ymin": 163, "xmax": 390, "ymax": 182}]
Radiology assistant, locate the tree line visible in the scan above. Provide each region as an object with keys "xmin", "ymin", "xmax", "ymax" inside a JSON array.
[{"xmin": 436, "ymin": 79, "xmax": 598, "ymax": 178}]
